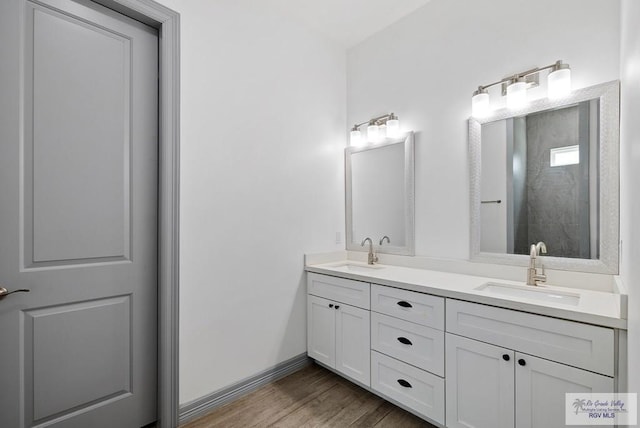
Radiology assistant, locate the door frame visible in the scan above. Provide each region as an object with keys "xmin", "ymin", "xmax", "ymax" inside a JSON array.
[{"xmin": 91, "ymin": 0, "xmax": 180, "ymax": 426}]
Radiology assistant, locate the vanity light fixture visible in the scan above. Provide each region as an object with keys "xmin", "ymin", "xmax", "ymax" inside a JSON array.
[
  {"xmin": 367, "ymin": 121, "xmax": 381, "ymax": 143},
  {"xmin": 471, "ymin": 60, "xmax": 572, "ymax": 117},
  {"xmin": 386, "ymin": 113, "xmax": 400, "ymax": 138},
  {"xmin": 350, "ymin": 112, "xmax": 400, "ymax": 145},
  {"xmin": 547, "ymin": 61, "xmax": 572, "ymax": 99},
  {"xmin": 471, "ymin": 87, "xmax": 490, "ymax": 118},
  {"xmin": 506, "ymin": 77, "xmax": 528, "ymax": 109},
  {"xmin": 350, "ymin": 128, "xmax": 363, "ymax": 146}
]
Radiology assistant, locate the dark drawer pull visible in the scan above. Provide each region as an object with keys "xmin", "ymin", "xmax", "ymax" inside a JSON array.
[
  {"xmin": 397, "ymin": 379, "xmax": 412, "ymax": 388},
  {"xmin": 502, "ymin": 354, "xmax": 510, "ymax": 361},
  {"xmin": 397, "ymin": 301, "xmax": 413, "ymax": 308},
  {"xmin": 518, "ymin": 359, "xmax": 526, "ymax": 366},
  {"xmin": 397, "ymin": 337, "xmax": 413, "ymax": 346}
]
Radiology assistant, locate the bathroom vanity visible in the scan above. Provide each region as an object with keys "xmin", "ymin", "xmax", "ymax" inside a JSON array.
[{"xmin": 305, "ymin": 261, "xmax": 626, "ymax": 428}]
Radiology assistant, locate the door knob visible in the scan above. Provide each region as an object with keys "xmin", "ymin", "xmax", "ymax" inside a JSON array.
[{"xmin": 0, "ymin": 287, "xmax": 30, "ymax": 300}]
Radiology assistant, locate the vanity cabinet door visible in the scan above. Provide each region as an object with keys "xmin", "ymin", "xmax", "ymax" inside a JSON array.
[
  {"xmin": 307, "ymin": 295, "xmax": 336, "ymax": 368},
  {"xmin": 335, "ymin": 303, "xmax": 370, "ymax": 385},
  {"xmin": 515, "ymin": 353, "xmax": 614, "ymax": 428},
  {"xmin": 446, "ymin": 334, "xmax": 515, "ymax": 428}
]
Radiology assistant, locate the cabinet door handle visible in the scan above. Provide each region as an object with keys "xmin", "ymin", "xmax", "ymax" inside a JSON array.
[
  {"xmin": 397, "ymin": 379, "xmax": 412, "ymax": 388},
  {"xmin": 334, "ymin": 305, "xmax": 340, "ymax": 310},
  {"xmin": 396, "ymin": 301, "xmax": 412, "ymax": 308},
  {"xmin": 329, "ymin": 304, "xmax": 334, "ymax": 308},
  {"xmin": 518, "ymin": 358, "xmax": 526, "ymax": 366},
  {"xmin": 397, "ymin": 337, "xmax": 413, "ymax": 346},
  {"xmin": 502, "ymin": 354, "xmax": 510, "ymax": 361}
]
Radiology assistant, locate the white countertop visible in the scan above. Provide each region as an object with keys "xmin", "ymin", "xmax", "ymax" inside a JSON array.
[{"xmin": 305, "ymin": 261, "xmax": 626, "ymax": 329}]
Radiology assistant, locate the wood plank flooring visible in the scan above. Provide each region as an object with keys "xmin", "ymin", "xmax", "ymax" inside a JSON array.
[{"xmin": 181, "ymin": 363, "xmax": 437, "ymax": 428}]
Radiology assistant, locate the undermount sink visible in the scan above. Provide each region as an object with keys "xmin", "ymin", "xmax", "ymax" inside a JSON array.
[
  {"xmin": 474, "ymin": 282, "xmax": 580, "ymax": 306},
  {"xmin": 328, "ymin": 262, "xmax": 386, "ymax": 272}
]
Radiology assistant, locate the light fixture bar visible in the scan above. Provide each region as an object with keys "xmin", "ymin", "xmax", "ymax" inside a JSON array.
[
  {"xmin": 350, "ymin": 112, "xmax": 398, "ymax": 131},
  {"xmin": 471, "ymin": 60, "xmax": 571, "ymax": 116},
  {"xmin": 474, "ymin": 60, "xmax": 568, "ymax": 95},
  {"xmin": 350, "ymin": 112, "xmax": 401, "ymax": 145}
]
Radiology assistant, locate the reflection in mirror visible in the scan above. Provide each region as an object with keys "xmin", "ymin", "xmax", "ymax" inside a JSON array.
[
  {"xmin": 346, "ymin": 132, "xmax": 414, "ymax": 255},
  {"xmin": 352, "ymin": 143, "xmax": 406, "ymax": 246},
  {"xmin": 470, "ymin": 81, "xmax": 619, "ymax": 274},
  {"xmin": 480, "ymin": 101, "xmax": 600, "ymax": 259}
]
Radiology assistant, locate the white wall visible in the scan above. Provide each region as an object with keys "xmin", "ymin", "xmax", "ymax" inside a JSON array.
[
  {"xmin": 620, "ymin": 0, "xmax": 640, "ymax": 396},
  {"xmin": 155, "ymin": 0, "xmax": 346, "ymax": 404},
  {"xmin": 347, "ymin": 0, "xmax": 620, "ymax": 260}
]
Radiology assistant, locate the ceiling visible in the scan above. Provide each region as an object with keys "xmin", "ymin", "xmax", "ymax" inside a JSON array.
[{"xmin": 263, "ymin": 0, "xmax": 433, "ymax": 48}]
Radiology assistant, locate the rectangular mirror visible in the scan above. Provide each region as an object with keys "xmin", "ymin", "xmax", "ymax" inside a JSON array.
[
  {"xmin": 346, "ymin": 132, "xmax": 415, "ymax": 255},
  {"xmin": 470, "ymin": 81, "xmax": 619, "ymax": 273}
]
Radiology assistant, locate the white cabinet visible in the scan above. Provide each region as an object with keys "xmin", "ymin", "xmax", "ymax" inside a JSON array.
[
  {"xmin": 335, "ymin": 301, "xmax": 370, "ymax": 385},
  {"xmin": 371, "ymin": 311, "xmax": 444, "ymax": 376},
  {"xmin": 307, "ymin": 276, "xmax": 370, "ymax": 386},
  {"xmin": 308, "ymin": 272, "xmax": 370, "ymax": 309},
  {"xmin": 371, "ymin": 351, "xmax": 445, "ymax": 425},
  {"xmin": 307, "ymin": 271, "xmax": 618, "ymax": 428},
  {"xmin": 446, "ymin": 299, "xmax": 614, "ymax": 376},
  {"xmin": 515, "ymin": 353, "xmax": 614, "ymax": 428},
  {"xmin": 370, "ymin": 285, "xmax": 446, "ymax": 425},
  {"xmin": 307, "ymin": 295, "xmax": 336, "ymax": 367},
  {"xmin": 446, "ymin": 334, "xmax": 515, "ymax": 428},
  {"xmin": 446, "ymin": 299, "xmax": 615, "ymax": 428},
  {"xmin": 446, "ymin": 333, "xmax": 614, "ymax": 428},
  {"xmin": 371, "ymin": 283, "xmax": 444, "ymax": 329}
]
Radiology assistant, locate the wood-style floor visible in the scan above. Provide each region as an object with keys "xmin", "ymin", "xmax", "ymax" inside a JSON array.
[{"xmin": 181, "ymin": 363, "xmax": 437, "ymax": 428}]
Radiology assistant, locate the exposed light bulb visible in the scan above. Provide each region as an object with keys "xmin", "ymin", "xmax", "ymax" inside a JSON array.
[
  {"xmin": 548, "ymin": 62, "xmax": 571, "ymax": 99},
  {"xmin": 506, "ymin": 79, "xmax": 527, "ymax": 109},
  {"xmin": 471, "ymin": 88, "xmax": 490, "ymax": 118}
]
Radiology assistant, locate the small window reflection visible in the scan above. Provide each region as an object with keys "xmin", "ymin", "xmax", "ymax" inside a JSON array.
[{"xmin": 550, "ymin": 145, "xmax": 580, "ymax": 167}]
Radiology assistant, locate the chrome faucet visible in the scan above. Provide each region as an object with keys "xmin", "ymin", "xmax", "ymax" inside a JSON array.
[
  {"xmin": 361, "ymin": 237, "xmax": 378, "ymax": 265},
  {"xmin": 379, "ymin": 235, "xmax": 390, "ymax": 246},
  {"xmin": 527, "ymin": 241, "xmax": 547, "ymax": 286}
]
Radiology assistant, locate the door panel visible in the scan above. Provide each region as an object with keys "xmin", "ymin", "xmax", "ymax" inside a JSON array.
[
  {"xmin": 446, "ymin": 333, "xmax": 514, "ymax": 428},
  {"xmin": 25, "ymin": 296, "xmax": 131, "ymax": 421},
  {"xmin": 27, "ymin": 3, "xmax": 131, "ymax": 265},
  {"xmin": 515, "ymin": 353, "xmax": 614, "ymax": 428},
  {"xmin": 335, "ymin": 303, "xmax": 370, "ymax": 385},
  {"xmin": 0, "ymin": 0, "xmax": 158, "ymax": 426},
  {"xmin": 307, "ymin": 295, "xmax": 336, "ymax": 367}
]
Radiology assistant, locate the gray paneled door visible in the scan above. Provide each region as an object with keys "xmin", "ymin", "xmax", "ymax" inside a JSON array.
[{"xmin": 0, "ymin": 0, "xmax": 158, "ymax": 426}]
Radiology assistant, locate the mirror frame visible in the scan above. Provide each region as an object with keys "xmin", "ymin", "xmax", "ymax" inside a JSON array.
[
  {"xmin": 346, "ymin": 131, "xmax": 415, "ymax": 256},
  {"xmin": 469, "ymin": 80, "xmax": 620, "ymax": 274}
]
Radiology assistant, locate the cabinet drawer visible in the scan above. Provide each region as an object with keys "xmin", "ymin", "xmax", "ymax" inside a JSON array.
[
  {"xmin": 371, "ymin": 351, "xmax": 445, "ymax": 425},
  {"xmin": 446, "ymin": 299, "xmax": 614, "ymax": 376},
  {"xmin": 307, "ymin": 272, "xmax": 370, "ymax": 309},
  {"xmin": 371, "ymin": 312, "xmax": 444, "ymax": 376},
  {"xmin": 371, "ymin": 284, "xmax": 444, "ymax": 329}
]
